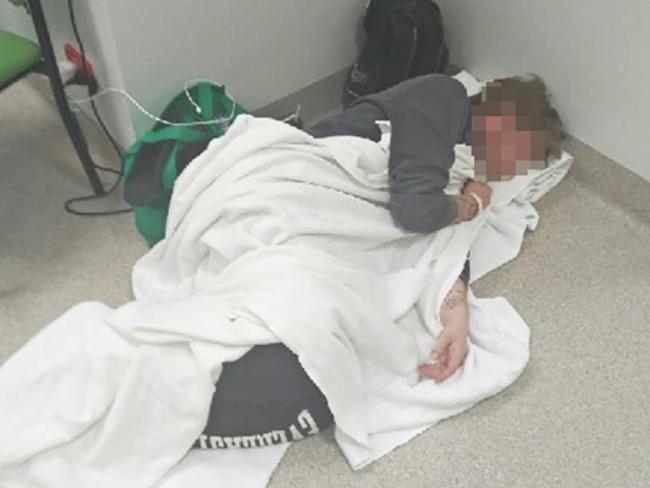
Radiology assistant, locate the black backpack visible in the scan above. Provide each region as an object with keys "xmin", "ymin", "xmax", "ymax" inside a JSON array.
[{"xmin": 344, "ymin": 0, "xmax": 449, "ymax": 105}]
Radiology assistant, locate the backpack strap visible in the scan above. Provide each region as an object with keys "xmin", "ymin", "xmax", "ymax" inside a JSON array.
[
  {"xmin": 384, "ymin": 5, "xmax": 418, "ymax": 90},
  {"xmin": 410, "ymin": 0, "xmax": 448, "ymax": 76}
]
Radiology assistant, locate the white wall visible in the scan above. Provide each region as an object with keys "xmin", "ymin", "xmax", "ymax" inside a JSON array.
[
  {"xmin": 0, "ymin": 2, "xmax": 34, "ymax": 39},
  {"xmin": 3, "ymin": 1, "xmax": 367, "ymax": 147},
  {"xmin": 437, "ymin": 0, "xmax": 650, "ymax": 181},
  {"xmin": 103, "ymin": 0, "xmax": 367, "ymax": 138}
]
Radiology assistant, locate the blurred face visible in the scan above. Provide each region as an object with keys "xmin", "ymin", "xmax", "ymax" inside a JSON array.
[{"xmin": 471, "ymin": 101, "xmax": 547, "ymax": 181}]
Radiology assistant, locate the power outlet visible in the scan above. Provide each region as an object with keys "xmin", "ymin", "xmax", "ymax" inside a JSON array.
[
  {"xmin": 57, "ymin": 59, "xmax": 78, "ymax": 84},
  {"xmin": 64, "ymin": 42, "xmax": 96, "ymax": 89}
]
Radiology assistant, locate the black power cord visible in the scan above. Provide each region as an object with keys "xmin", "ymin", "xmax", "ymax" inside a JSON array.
[{"xmin": 63, "ymin": 0, "xmax": 132, "ymax": 216}]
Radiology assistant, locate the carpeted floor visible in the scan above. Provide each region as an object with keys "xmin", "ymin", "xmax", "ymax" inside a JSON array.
[{"xmin": 1, "ymin": 77, "xmax": 649, "ymax": 487}]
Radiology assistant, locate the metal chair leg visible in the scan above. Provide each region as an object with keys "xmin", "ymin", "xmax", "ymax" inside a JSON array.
[{"xmin": 27, "ymin": 0, "xmax": 105, "ymax": 195}]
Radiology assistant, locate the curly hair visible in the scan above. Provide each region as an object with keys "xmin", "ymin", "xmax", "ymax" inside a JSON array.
[{"xmin": 471, "ymin": 74, "xmax": 565, "ymax": 160}]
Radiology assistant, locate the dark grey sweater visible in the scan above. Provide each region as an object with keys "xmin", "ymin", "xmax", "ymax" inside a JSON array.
[
  {"xmin": 307, "ymin": 74, "xmax": 471, "ymax": 233},
  {"xmin": 357, "ymin": 74, "xmax": 471, "ymax": 233},
  {"xmin": 305, "ymin": 74, "xmax": 472, "ymax": 283}
]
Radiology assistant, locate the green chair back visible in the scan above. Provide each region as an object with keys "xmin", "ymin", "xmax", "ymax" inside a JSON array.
[
  {"xmin": 1, "ymin": 0, "xmax": 41, "ymax": 88},
  {"xmin": 0, "ymin": 29, "xmax": 41, "ymax": 88}
]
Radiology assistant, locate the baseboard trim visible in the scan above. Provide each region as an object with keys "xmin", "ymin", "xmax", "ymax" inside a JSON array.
[
  {"xmin": 254, "ymin": 68, "xmax": 348, "ymax": 127},
  {"xmin": 563, "ymin": 136, "xmax": 650, "ymax": 224}
]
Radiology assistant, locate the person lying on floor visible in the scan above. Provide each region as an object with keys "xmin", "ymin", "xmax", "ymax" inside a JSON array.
[
  {"xmin": 306, "ymin": 72, "xmax": 564, "ymax": 383},
  {"xmin": 197, "ymin": 73, "xmax": 565, "ymax": 451}
]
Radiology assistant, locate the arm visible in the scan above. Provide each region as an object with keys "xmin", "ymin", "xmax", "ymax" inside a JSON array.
[
  {"xmin": 365, "ymin": 76, "xmax": 471, "ymax": 233},
  {"xmin": 389, "ymin": 192, "xmax": 479, "ymax": 233},
  {"xmin": 439, "ymin": 277, "xmax": 469, "ymax": 329},
  {"xmin": 402, "ymin": 181, "xmax": 491, "ymax": 231},
  {"xmin": 418, "ymin": 264, "xmax": 471, "ymax": 383}
]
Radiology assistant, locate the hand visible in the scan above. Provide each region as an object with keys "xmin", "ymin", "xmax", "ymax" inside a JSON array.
[
  {"xmin": 463, "ymin": 180, "xmax": 492, "ymax": 210},
  {"xmin": 452, "ymin": 195, "xmax": 479, "ymax": 223},
  {"xmin": 418, "ymin": 321, "xmax": 469, "ymax": 383},
  {"xmin": 418, "ymin": 279, "xmax": 469, "ymax": 382}
]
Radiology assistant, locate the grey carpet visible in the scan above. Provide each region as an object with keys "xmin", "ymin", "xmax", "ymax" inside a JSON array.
[{"xmin": 1, "ymin": 77, "xmax": 649, "ymax": 487}]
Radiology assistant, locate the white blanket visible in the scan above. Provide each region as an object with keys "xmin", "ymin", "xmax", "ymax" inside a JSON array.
[{"xmin": 0, "ymin": 115, "xmax": 572, "ymax": 487}]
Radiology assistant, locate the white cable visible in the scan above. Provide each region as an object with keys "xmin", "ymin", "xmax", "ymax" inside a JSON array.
[
  {"xmin": 285, "ymin": 104, "xmax": 301, "ymax": 122},
  {"xmin": 182, "ymin": 78, "xmax": 236, "ymax": 119},
  {"xmin": 45, "ymin": 90, "xmax": 81, "ymax": 112},
  {"xmin": 71, "ymin": 81, "xmax": 237, "ymax": 127}
]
